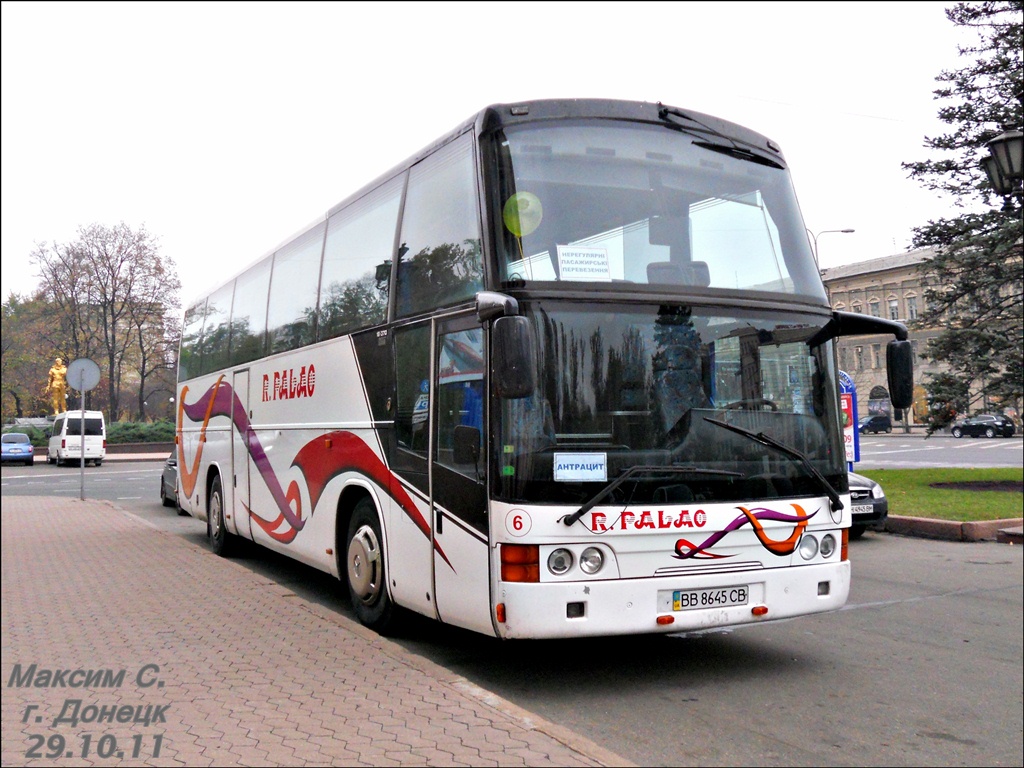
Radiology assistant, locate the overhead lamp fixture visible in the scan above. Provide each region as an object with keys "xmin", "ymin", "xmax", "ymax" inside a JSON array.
[
  {"xmin": 981, "ymin": 126, "xmax": 1023, "ymax": 208},
  {"xmin": 986, "ymin": 127, "xmax": 1023, "ymax": 182}
]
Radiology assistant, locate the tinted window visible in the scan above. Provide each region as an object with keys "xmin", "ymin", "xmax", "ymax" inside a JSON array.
[
  {"xmin": 396, "ymin": 133, "xmax": 482, "ymax": 317},
  {"xmin": 395, "ymin": 325, "xmax": 431, "ymax": 454},
  {"xmin": 65, "ymin": 418, "xmax": 104, "ymax": 436},
  {"xmin": 494, "ymin": 121, "xmax": 824, "ymax": 299},
  {"xmin": 266, "ymin": 222, "xmax": 325, "ymax": 354},
  {"xmin": 179, "ymin": 301, "xmax": 207, "ymax": 381},
  {"xmin": 202, "ymin": 282, "xmax": 235, "ymax": 375},
  {"xmin": 230, "ymin": 258, "xmax": 272, "ymax": 366},
  {"xmin": 319, "ymin": 177, "xmax": 402, "ymax": 339}
]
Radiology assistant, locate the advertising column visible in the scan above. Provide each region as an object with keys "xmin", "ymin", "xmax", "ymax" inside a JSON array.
[{"xmin": 839, "ymin": 370, "xmax": 858, "ymax": 470}]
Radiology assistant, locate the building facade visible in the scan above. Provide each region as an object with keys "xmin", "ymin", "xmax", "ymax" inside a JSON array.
[{"xmin": 820, "ymin": 248, "xmax": 941, "ymax": 425}]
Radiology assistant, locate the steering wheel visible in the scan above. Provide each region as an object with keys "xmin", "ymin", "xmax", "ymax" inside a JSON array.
[{"xmin": 723, "ymin": 398, "xmax": 779, "ymax": 412}]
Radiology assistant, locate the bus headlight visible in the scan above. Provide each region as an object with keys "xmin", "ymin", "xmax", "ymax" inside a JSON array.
[
  {"xmin": 547, "ymin": 548, "xmax": 574, "ymax": 575},
  {"xmin": 798, "ymin": 534, "xmax": 819, "ymax": 560},
  {"xmin": 579, "ymin": 547, "xmax": 604, "ymax": 574},
  {"xmin": 819, "ymin": 534, "xmax": 837, "ymax": 558}
]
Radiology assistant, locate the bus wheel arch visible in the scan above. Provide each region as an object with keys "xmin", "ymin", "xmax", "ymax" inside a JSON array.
[{"xmin": 342, "ymin": 493, "xmax": 397, "ymax": 633}]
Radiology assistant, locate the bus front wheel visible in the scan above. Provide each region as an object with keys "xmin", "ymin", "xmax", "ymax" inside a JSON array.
[
  {"xmin": 346, "ymin": 498, "xmax": 396, "ymax": 632},
  {"xmin": 208, "ymin": 475, "xmax": 236, "ymax": 557}
]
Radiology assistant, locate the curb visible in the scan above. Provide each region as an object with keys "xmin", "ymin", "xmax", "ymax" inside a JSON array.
[{"xmin": 885, "ymin": 515, "xmax": 1024, "ymax": 543}]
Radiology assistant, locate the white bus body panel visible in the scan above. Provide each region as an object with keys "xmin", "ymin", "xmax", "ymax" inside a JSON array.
[
  {"xmin": 177, "ymin": 339, "xmax": 439, "ymax": 615},
  {"xmin": 489, "ymin": 497, "xmax": 850, "ymax": 640},
  {"xmin": 496, "ymin": 561, "xmax": 849, "ymax": 639}
]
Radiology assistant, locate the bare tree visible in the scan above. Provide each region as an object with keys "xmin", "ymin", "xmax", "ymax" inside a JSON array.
[{"xmin": 31, "ymin": 222, "xmax": 181, "ymax": 418}]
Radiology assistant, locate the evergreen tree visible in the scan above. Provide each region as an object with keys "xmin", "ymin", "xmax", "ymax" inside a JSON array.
[{"xmin": 903, "ymin": 1, "xmax": 1023, "ymax": 433}]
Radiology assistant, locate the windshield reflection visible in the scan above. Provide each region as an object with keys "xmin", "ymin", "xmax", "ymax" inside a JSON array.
[
  {"xmin": 493, "ymin": 303, "xmax": 846, "ymax": 506},
  {"xmin": 494, "ymin": 121, "xmax": 824, "ymax": 300}
]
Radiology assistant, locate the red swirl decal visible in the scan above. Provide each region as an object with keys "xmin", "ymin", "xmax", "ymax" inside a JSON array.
[
  {"xmin": 178, "ymin": 382, "xmax": 452, "ymax": 567},
  {"xmin": 673, "ymin": 504, "xmax": 816, "ymax": 559}
]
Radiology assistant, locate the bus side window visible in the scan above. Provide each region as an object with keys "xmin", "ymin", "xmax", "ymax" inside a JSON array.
[
  {"xmin": 319, "ymin": 176, "xmax": 403, "ymax": 340},
  {"xmin": 179, "ymin": 301, "xmax": 207, "ymax": 381},
  {"xmin": 396, "ymin": 132, "xmax": 482, "ymax": 318},
  {"xmin": 395, "ymin": 325, "xmax": 431, "ymax": 454},
  {"xmin": 230, "ymin": 258, "xmax": 272, "ymax": 366},
  {"xmin": 266, "ymin": 223, "xmax": 325, "ymax": 354},
  {"xmin": 436, "ymin": 329, "xmax": 485, "ymax": 476},
  {"xmin": 202, "ymin": 282, "xmax": 235, "ymax": 376}
]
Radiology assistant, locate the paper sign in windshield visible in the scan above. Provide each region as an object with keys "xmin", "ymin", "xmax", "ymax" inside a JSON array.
[
  {"xmin": 556, "ymin": 246, "xmax": 611, "ymax": 281},
  {"xmin": 554, "ymin": 453, "xmax": 607, "ymax": 482}
]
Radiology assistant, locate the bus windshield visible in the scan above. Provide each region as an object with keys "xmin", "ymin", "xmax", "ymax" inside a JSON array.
[
  {"xmin": 494, "ymin": 121, "xmax": 824, "ymax": 300},
  {"xmin": 494, "ymin": 302, "xmax": 846, "ymax": 505}
]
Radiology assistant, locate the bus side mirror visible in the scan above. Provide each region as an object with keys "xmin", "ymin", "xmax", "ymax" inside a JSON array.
[
  {"xmin": 887, "ymin": 340, "xmax": 914, "ymax": 409},
  {"xmin": 492, "ymin": 316, "xmax": 536, "ymax": 399}
]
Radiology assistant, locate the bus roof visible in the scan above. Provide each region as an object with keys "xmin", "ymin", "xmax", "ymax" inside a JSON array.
[{"xmin": 186, "ymin": 98, "xmax": 786, "ymax": 308}]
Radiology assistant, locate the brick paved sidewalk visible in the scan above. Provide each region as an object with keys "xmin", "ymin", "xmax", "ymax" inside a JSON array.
[{"xmin": 1, "ymin": 498, "xmax": 630, "ymax": 767}]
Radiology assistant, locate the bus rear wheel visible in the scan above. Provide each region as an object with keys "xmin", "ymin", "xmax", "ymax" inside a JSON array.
[{"xmin": 346, "ymin": 498, "xmax": 396, "ymax": 632}]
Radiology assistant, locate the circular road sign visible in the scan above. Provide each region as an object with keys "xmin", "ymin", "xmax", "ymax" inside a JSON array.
[{"xmin": 66, "ymin": 358, "xmax": 101, "ymax": 392}]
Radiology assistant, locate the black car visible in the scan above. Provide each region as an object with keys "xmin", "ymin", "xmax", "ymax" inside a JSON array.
[
  {"xmin": 159, "ymin": 452, "xmax": 188, "ymax": 515},
  {"xmin": 848, "ymin": 471, "xmax": 888, "ymax": 540},
  {"xmin": 950, "ymin": 414, "xmax": 1016, "ymax": 439},
  {"xmin": 858, "ymin": 414, "xmax": 892, "ymax": 434}
]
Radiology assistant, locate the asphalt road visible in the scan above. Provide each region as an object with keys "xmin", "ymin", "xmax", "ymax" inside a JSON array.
[
  {"xmin": 2, "ymin": 450, "xmax": 1021, "ymax": 767},
  {"xmin": 855, "ymin": 432, "xmax": 1022, "ymax": 470}
]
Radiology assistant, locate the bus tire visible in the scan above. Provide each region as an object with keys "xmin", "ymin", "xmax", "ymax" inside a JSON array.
[
  {"xmin": 208, "ymin": 475, "xmax": 236, "ymax": 557},
  {"xmin": 346, "ymin": 497, "xmax": 395, "ymax": 632}
]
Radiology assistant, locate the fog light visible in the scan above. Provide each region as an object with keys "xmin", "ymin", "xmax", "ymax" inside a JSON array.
[
  {"xmin": 798, "ymin": 534, "xmax": 819, "ymax": 560},
  {"xmin": 548, "ymin": 548, "xmax": 573, "ymax": 575},
  {"xmin": 820, "ymin": 534, "xmax": 837, "ymax": 558},
  {"xmin": 580, "ymin": 547, "xmax": 604, "ymax": 574}
]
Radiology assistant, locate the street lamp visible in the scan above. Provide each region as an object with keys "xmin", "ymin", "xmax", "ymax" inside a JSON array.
[
  {"xmin": 807, "ymin": 228, "xmax": 855, "ymax": 268},
  {"xmin": 981, "ymin": 126, "xmax": 1023, "ymax": 207}
]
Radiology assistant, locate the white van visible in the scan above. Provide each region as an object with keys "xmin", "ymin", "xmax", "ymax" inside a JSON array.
[{"xmin": 48, "ymin": 410, "xmax": 106, "ymax": 466}]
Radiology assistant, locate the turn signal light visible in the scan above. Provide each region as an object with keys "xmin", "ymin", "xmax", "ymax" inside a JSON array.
[
  {"xmin": 841, "ymin": 529, "xmax": 849, "ymax": 561},
  {"xmin": 501, "ymin": 544, "xmax": 539, "ymax": 582}
]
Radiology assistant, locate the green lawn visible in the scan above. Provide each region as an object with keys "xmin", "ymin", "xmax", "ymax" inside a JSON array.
[{"xmin": 858, "ymin": 467, "xmax": 1023, "ymax": 523}]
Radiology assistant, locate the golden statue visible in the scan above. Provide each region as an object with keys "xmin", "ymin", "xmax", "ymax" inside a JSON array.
[{"xmin": 46, "ymin": 357, "xmax": 68, "ymax": 415}]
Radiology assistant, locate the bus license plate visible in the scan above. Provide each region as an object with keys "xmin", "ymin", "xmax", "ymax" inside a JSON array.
[{"xmin": 673, "ymin": 585, "xmax": 748, "ymax": 611}]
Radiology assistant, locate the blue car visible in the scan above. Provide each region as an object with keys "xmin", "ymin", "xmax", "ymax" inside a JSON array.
[{"xmin": 1, "ymin": 432, "xmax": 36, "ymax": 466}]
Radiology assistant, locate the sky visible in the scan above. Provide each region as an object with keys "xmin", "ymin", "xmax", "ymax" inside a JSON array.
[{"xmin": 1, "ymin": 1, "xmax": 982, "ymax": 309}]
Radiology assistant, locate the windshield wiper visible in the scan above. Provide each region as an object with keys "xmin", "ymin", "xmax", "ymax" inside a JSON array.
[
  {"xmin": 561, "ymin": 465, "xmax": 742, "ymax": 527},
  {"xmin": 703, "ymin": 417, "xmax": 843, "ymax": 512},
  {"xmin": 656, "ymin": 104, "xmax": 784, "ymax": 169}
]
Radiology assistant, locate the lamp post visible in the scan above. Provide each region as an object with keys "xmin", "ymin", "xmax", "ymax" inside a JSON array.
[
  {"xmin": 807, "ymin": 228, "xmax": 855, "ymax": 269},
  {"xmin": 980, "ymin": 125, "xmax": 1023, "ymax": 209}
]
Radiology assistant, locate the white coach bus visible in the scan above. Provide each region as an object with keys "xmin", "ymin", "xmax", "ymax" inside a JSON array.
[{"xmin": 176, "ymin": 99, "xmax": 912, "ymax": 639}]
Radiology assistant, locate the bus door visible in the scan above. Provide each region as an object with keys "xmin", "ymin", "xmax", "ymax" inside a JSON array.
[
  {"xmin": 231, "ymin": 369, "xmax": 252, "ymax": 539},
  {"xmin": 391, "ymin": 315, "xmax": 490, "ymax": 632},
  {"xmin": 391, "ymin": 320, "xmax": 439, "ymax": 618},
  {"xmin": 431, "ymin": 315, "xmax": 490, "ymax": 634}
]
